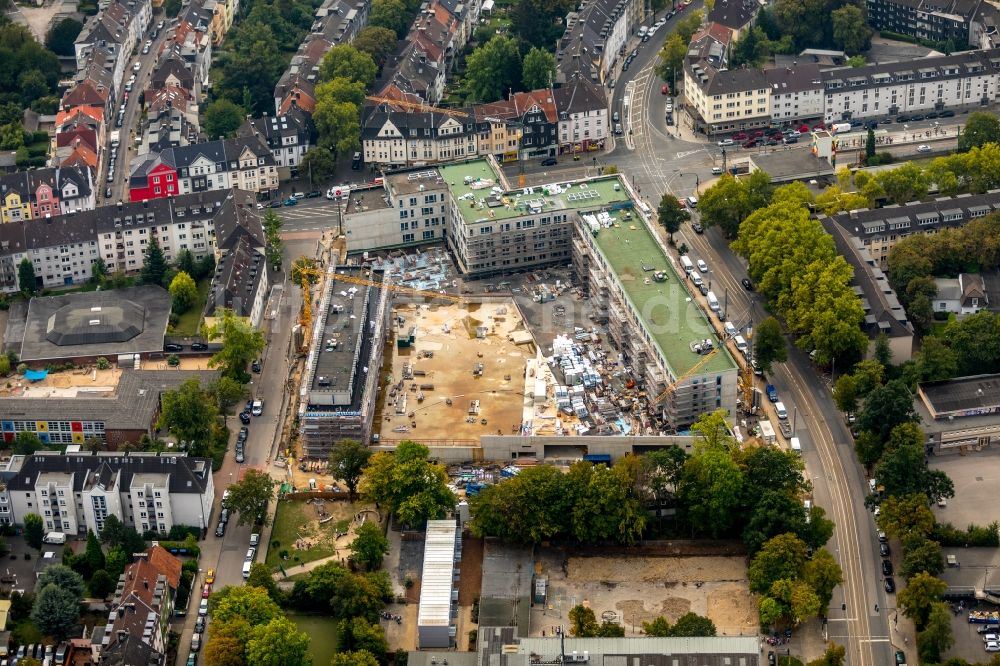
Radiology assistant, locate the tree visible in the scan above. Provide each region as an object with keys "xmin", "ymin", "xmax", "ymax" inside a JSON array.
[
  {"xmin": 510, "ymin": 0, "xmax": 576, "ymax": 47},
  {"xmin": 210, "ymin": 376, "xmax": 245, "ymax": 412},
  {"xmin": 13, "ymin": 432, "xmax": 43, "ymax": 456},
  {"xmin": 210, "ymin": 584, "xmax": 282, "ymax": 627},
  {"xmin": 959, "ymin": 111, "xmax": 1000, "ymax": 152},
  {"xmin": 803, "ymin": 549, "xmax": 843, "ymax": 612},
  {"xmin": 748, "ymin": 533, "xmax": 810, "ymax": 595},
  {"xmin": 38, "ymin": 566, "xmax": 85, "ymax": 600},
  {"xmin": 670, "ymin": 612, "xmax": 717, "ymax": 637},
  {"xmin": 470, "ymin": 464, "xmax": 572, "ymax": 543},
  {"xmin": 352, "ymin": 26, "xmax": 398, "ymax": 64},
  {"xmin": 900, "ymin": 538, "xmax": 944, "ymax": 580},
  {"xmin": 944, "ymin": 311, "xmax": 1000, "ymax": 376},
  {"xmin": 140, "ymin": 236, "xmax": 168, "ymax": 287},
  {"xmin": 45, "ymin": 18, "xmax": 83, "ymax": 56},
  {"xmin": 100, "ymin": 515, "xmax": 146, "ymax": 556},
  {"xmin": 204, "ymin": 308, "xmax": 267, "ymax": 384},
  {"xmin": 337, "ymin": 616, "xmax": 388, "ymax": 661},
  {"xmin": 204, "ymin": 99, "xmax": 245, "ymax": 140},
  {"xmin": 84, "ymin": 529, "xmax": 105, "ymax": 573},
  {"xmin": 569, "ymin": 605, "xmax": 600, "ymax": 637},
  {"xmin": 89, "ymin": 569, "xmax": 114, "ymax": 599},
  {"xmin": 678, "ymin": 443, "xmax": 744, "ymax": 538},
  {"xmin": 918, "ymin": 601, "xmax": 954, "ymax": 663},
  {"xmin": 833, "ymin": 374, "xmax": 858, "ymax": 415},
  {"xmin": 465, "ymin": 34, "xmax": 522, "ymax": 103},
  {"xmin": 90, "ymin": 257, "xmax": 108, "ymax": 285},
  {"xmin": 865, "ymin": 128, "xmax": 876, "ymax": 161},
  {"xmin": 292, "ymin": 562, "xmax": 391, "ymax": 620},
  {"xmin": 858, "ymin": 379, "xmax": 917, "ymax": 442},
  {"xmin": 566, "ymin": 460, "xmax": 646, "ymax": 545},
  {"xmin": 319, "ymin": 45, "xmax": 377, "ymax": 89},
  {"xmin": 360, "ymin": 440, "xmax": 455, "ymax": 526},
  {"xmin": 31, "ymin": 584, "xmax": 80, "ymax": 640},
  {"xmin": 642, "ymin": 616, "xmax": 673, "ymax": 636},
  {"xmin": 522, "ymin": 47, "xmax": 556, "ymax": 90},
  {"xmin": 24, "ymin": 513, "xmax": 44, "ymax": 550},
  {"xmin": 349, "ymin": 522, "xmax": 389, "ymax": 571},
  {"xmin": 657, "ymin": 193, "xmax": 689, "ymax": 242},
  {"xmin": 831, "ymin": 5, "xmax": 871, "ymax": 54},
  {"xmin": 214, "ymin": 23, "xmax": 286, "ymax": 116},
  {"xmin": 331, "ymin": 651, "xmax": 380, "ymax": 666},
  {"xmin": 246, "ymin": 563, "xmax": 283, "ymax": 603},
  {"xmin": 898, "ymin": 571, "xmax": 947, "ymax": 628},
  {"xmin": 313, "ymin": 97, "xmax": 361, "ymax": 157},
  {"xmin": 914, "ymin": 336, "xmax": 958, "ymax": 382},
  {"xmin": 18, "ymin": 258, "xmax": 37, "ymax": 296},
  {"xmin": 329, "ymin": 439, "xmax": 372, "ymax": 500},
  {"xmin": 368, "ymin": 0, "xmax": 409, "ymax": 38},
  {"xmin": 877, "ymin": 493, "xmax": 935, "ymax": 540},
  {"xmin": 158, "ymin": 378, "xmax": 217, "ymax": 453},
  {"xmin": 753, "ymin": 316, "xmax": 787, "ymax": 372},
  {"xmin": 225, "ymin": 470, "xmax": 275, "ymax": 527},
  {"xmin": 655, "ymin": 33, "xmax": 687, "ymax": 84},
  {"xmin": 203, "ymin": 630, "xmax": 246, "ymax": 666},
  {"xmin": 245, "ymin": 617, "xmax": 310, "ymax": 666},
  {"xmin": 261, "ymin": 210, "xmax": 283, "ymax": 269},
  {"xmin": 169, "ymin": 271, "xmax": 198, "ymax": 314},
  {"xmin": 807, "ymin": 643, "xmax": 846, "ymax": 666},
  {"xmin": 300, "ymin": 147, "xmax": 337, "ymax": 186}
]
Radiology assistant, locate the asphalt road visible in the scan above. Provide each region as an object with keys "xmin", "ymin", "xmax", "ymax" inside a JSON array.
[{"xmin": 101, "ymin": 20, "xmax": 175, "ymax": 204}]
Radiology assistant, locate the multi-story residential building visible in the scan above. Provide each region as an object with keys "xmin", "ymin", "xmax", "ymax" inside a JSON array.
[
  {"xmin": 0, "ymin": 189, "xmax": 259, "ymax": 291},
  {"xmin": 237, "ymin": 107, "xmax": 316, "ymax": 177},
  {"xmin": 361, "ymin": 108, "xmax": 479, "ymax": 168},
  {"xmin": 821, "ymin": 48, "xmax": 1000, "ymax": 122},
  {"xmin": 0, "ymin": 167, "xmax": 95, "ymax": 223},
  {"xmin": 0, "ymin": 449, "xmax": 214, "ymax": 535},
  {"xmin": 554, "ymin": 74, "xmax": 609, "ymax": 154},
  {"xmin": 820, "ymin": 191, "xmax": 1000, "ymax": 265},
  {"xmin": 684, "ymin": 60, "xmax": 772, "ymax": 135},
  {"xmin": 706, "ymin": 0, "xmax": 759, "ymax": 40},
  {"xmin": 766, "ymin": 64, "xmax": 825, "ymax": 124},
  {"xmin": 555, "ymin": 0, "xmax": 642, "ymax": 83},
  {"xmin": 476, "ymin": 90, "xmax": 560, "ymax": 160},
  {"xmin": 866, "ymin": 0, "xmax": 979, "ymax": 45},
  {"xmin": 128, "ymin": 137, "xmax": 278, "ymax": 202}
]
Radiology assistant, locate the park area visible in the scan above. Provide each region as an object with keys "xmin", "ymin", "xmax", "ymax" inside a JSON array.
[
  {"xmin": 532, "ymin": 550, "xmax": 759, "ymax": 638},
  {"xmin": 266, "ymin": 497, "xmax": 380, "ymax": 574}
]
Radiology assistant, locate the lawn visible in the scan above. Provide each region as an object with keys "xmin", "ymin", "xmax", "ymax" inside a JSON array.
[
  {"xmin": 171, "ymin": 278, "xmax": 210, "ymax": 337},
  {"xmin": 266, "ymin": 499, "xmax": 359, "ymax": 572}
]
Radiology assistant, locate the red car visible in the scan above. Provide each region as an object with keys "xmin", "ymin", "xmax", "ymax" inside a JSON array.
[
  {"xmin": 812, "ymin": 122, "xmax": 826, "ymax": 130},
  {"xmin": 661, "ymin": 84, "xmax": 669, "ymax": 95},
  {"xmin": 733, "ymin": 132, "xmax": 747, "ymax": 140},
  {"xmin": 751, "ymin": 130, "xmax": 764, "ymax": 139},
  {"xmin": 202, "ymin": 583, "xmax": 212, "ymax": 599},
  {"xmin": 742, "ymin": 139, "xmax": 757, "ymax": 149},
  {"xmin": 797, "ymin": 124, "xmax": 810, "ymax": 133}
]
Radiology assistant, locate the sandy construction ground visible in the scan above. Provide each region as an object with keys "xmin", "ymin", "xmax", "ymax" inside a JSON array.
[{"xmin": 531, "ymin": 551, "xmax": 759, "ymax": 637}]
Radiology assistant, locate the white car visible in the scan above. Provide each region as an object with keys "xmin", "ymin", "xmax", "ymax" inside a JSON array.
[
  {"xmin": 133, "ymin": 62, "xmax": 141, "ymax": 72},
  {"xmin": 198, "ymin": 599, "xmax": 208, "ymax": 616},
  {"xmin": 917, "ymin": 144, "xmax": 932, "ymax": 153},
  {"xmin": 987, "ymin": 641, "xmax": 1000, "ymax": 653}
]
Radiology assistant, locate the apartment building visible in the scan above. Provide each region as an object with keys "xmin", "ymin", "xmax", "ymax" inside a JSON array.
[
  {"xmin": 361, "ymin": 108, "xmax": 480, "ymax": 168},
  {"xmin": 555, "ymin": 0, "xmax": 642, "ymax": 83},
  {"xmin": 0, "ymin": 167, "xmax": 95, "ymax": 223},
  {"xmin": 822, "ymin": 48, "xmax": 1000, "ymax": 122},
  {"xmin": 0, "ymin": 189, "xmax": 258, "ymax": 291},
  {"xmin": 237, "ymin": 107, "xmax": 316, "ymax": 176},
  {"xmin": 766, "ymin": 64, "xmax": 825, "ymax": 123},
  {"xmin": 706, "ymin": 0, "xmax": 760, "ymax": 39},
  {"xmin": 865, "ymin": 0, "xmax": 980, "ymax": 45},
  {"xmin": 822, "ymin": 191, "xmax": 1000, "ymax": 264},
  {"xmin": 554, "ymin": 74, "xmax": 610, "ymax": 154},
  {"xmin": 684, "ymin": 61, "xmax": 772, "ymax": 135},
  {"xmin": 0, "ymin": 450, "xmax": 214, "ymax": 535},
  {"xmin": 128, "ymin": 137, "xmax": 278, "ymax": 202}
]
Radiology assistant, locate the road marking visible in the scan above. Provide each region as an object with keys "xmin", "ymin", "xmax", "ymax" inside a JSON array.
[{"xmin": 675, "ymin": 150, "xmax": 702, "ymax": 159}]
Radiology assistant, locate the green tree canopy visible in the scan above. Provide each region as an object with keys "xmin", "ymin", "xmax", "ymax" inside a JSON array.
[
  {"xmin": 158, "ymin": 378, "xmax": 217, "ymax": 453},
  {"xmin": 830, "ymin": 5, "xmax": 871, "ymax": 54},
  {"xmin": 300, "ymin": 146, "xmax": 338, "ymax": 185},
  {"xmin": 31, "ymin": 584, "xmax": 80, "ymax": 641},
  {"xmin": 140, "ymin": 235, "xmax": 168, "ymax": 287},
  {"xmin": 352, "ymin": 26, "xmax": 398, "ymax": 64},
  {"xmin": 657, "ymin": 192, "xmax": 690, "ymax": 241},
  {"xmin": 24, "ymin": 513, "xmax": 44, "ymax": 549},
  {"xmin": 204, "ymin": 99, "xmax": 246, "ymax": 140},
  {"xmin": 18, "ymin": 258, "xmax": 37, "ymax": 296},
  {"xmin": 959, "ymin": 112, "xmax": 1000, "ymax": 151},
  {"xmin": 349, "ymin": 522, "xmax": 390, "ymax": 571},
  {"xmin": 368, "ymin": 0, "xmax": 410, "ymax": 38},
  {"xmin": 360, "ymin": 440, "xmax": 455, "ymax": 526},
  {"xmin": 45, "ymin": 18, "xmax": 83, "ymax": 56},
  {"xmin": 897, "ymin": 571, "xmax": 947, "ymax": 629},
  {"xmin": 319, "ymin": 45, "xmax": 377, "ymax": 88},
  {"xmin": 328, "ymin": 439, "xmax": 372, "ymax": 500},
  {"xmin": 169, "ymin": 270, "xmax": 198, "ymax": 314},
  {"xmin": 225, "ymin": 469, "xmax": 275, "ymax": 527},
  {"xmin": 748, "ymin": 532, "xmax": 810, "ymax": 595},
  {"xmin": 464, "ymin": 34, "xmax": 522, "ymax": 103},
  {"xmin": 204, "ymin": 308, "xmax": 266, "ymax": 384},
  {"xmin": 753, "ymin": 316, "xmax": 787, "ymax": 372},
  {"xmin": 521, "ymin": 47, "xmax": 556, "ymax": 90},
  {"xmin": 245, "ymin": 617, "xmax": 311, "ymax": 666}
]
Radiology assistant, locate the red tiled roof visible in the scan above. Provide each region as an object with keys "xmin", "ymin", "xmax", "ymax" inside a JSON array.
[{"xmin": 146, "ymin": 545, "xmax": 182, "ymax": 589}]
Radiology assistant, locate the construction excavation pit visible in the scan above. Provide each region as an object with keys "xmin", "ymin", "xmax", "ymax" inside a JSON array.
[{"xmin": 374, "ymin": 300, "xmax": 535, "ymax": 445}]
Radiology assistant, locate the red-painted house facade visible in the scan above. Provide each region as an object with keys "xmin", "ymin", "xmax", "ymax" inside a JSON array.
[{"xmin": 128, "ymin": 159, "xmax": 178, "ymax": 201}]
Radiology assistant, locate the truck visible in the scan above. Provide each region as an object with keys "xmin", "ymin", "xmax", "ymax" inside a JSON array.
[
  {"xmin": 766, "ymin": 384, "xmax": 779, "ymax": 403},
  {"xmin": 42, "ymin": 532, "xmax": 66, "ymax": 545},
  {"xmin": 830, "ymin": 122, "xmax": 853, "ymax": 134}
]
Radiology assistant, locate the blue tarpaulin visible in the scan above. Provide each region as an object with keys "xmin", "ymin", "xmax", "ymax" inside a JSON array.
[{"xmin": 23, "ymin": 369, "xmax": 48, "ymax": 381}]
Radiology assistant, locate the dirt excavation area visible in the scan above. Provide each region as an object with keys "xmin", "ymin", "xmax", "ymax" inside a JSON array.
[{"xmin": 531, "ymin": 551, "xmax": 759, "ymax": 637}]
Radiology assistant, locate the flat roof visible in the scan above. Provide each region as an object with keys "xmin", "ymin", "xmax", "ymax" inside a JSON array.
[
  {"xmin": 439, "ymin": 160, "xmax": 631, "ymax": 226},
  {"xmin": 588, "ymin": 215, "xmax": 737, "ymax": 378},
  {"xmin": 19, "ymin": 286, "xmax": 171, "ymax": 362},
  {"xmin": 416, "ymin": 520, "xmax": 457, "ymax": 629},
  {"xmin": 749, "ymin": 150, "xmax": 835, "ymax": 182},
  {"xmin": 919, "ymin": 374, "xmax": 1000, "ymax": 418}
]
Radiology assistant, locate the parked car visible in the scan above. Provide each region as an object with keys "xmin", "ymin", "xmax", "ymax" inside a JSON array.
[
  {"xmin": 164, "ymin": 343, "xmax": 183, "ymax": 352},
  {"xmin": 783, "ymin": 135, "xmax": 798, "ymax": 144},
  {"xmin": 717, "ymin": 139, "xmax": 735, "ymax": 147},
  {"xmin": 284, "ymin": 197, "xmax": 298, "ymax": 206},
  {"xmin": 895, "ymin": 650, "xmax": 906, "ymax": 664},
  {"xmin": 215, "ymin": 522, "xmax": 226, "ymax": 537},
  {"xmin": 884, "ymin": 577, "xmax": 896, "ymax": 593},
  {"xmin": 540, "ymin": 157, "xmax": 558, "ymax": 166},
  {"xmin": 881, "ymin": 559, "xmax": 893, "ymax": 576},
  {"xmin": 236, "ymin": 449, "xmax": 245, "ymax": 463},
  {"xmin": 917, "ymin": 144, "xmax": 932, "ymax": 153},
  {"xmin": 661, "ymin": 84, "xmax": 669, "ymax": 94},
  {"xmin": 691, "ymin": 222, "xmax": 704, "ymax": 234},
  {"xmin": 733, "ymin": 132, "xmax": 748, "ymax": 141},
  {"xmin": 880, "ymin": 543, "xmax": 890, "ymax": 557},
  {"xmin": 206, "ymin": 568, "xmax": 215, "ymax": 584},
  {"xmin": 202, "ymin": 583, "xmax": 212, "ymax": 598},
  {"xmin": 306, "ymin": 190, "xmax": 322, "ymax": 198},
  {"xmin": 268, "ymin": 200, "xmax": 282, "ymax": 208},
  {"xmin": 741, "ymin": 277, "xmax": 754, "ymax": 290},
  {"xmin": 191, "ymin": 342, "xmax": 208, "ymax": 351},
  {"xmin": 238, "ymin": 427, "xmax": 249, "ymax": 442},
  {"xmin": 251, "ymin": 359, "xmax": 262, "ymax": 373},
  {"xmin": 940, "ymin": 110, "xmax": 955, "ymax": 117},
  {"xmin": 239, "ymin": 411, "xmax": 251, "ymax": 424},
  {"xmin": 742, "ymin": 139, "xmax": 757, "ymax": 149},
  {"xmin": 766, "ymin": 384, "xmax": 778, "ymax": 402},
  {"xmin": 195, "ymin": 616, "xmax": 205, "ymax": 633},
  {"xmin": 910, "ymin": 114, "xmax": 925, "ymax": 121}
]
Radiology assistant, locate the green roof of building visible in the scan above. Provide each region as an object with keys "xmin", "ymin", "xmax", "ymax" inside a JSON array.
[
  {"xmin": 439, "ymin": 160, "xmax": 631, "ymax": 226},
  {"xmin": 588, "ymin": 212, "xmax": 738, "ymax": 378}
]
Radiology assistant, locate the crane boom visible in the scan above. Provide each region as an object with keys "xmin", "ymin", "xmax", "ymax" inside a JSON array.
[
  {"xmin": 364, "ymin": 96, "xmax": 472, "ymax": 118},
  {"xmin": 652, "ymin": 347, "xmax": 720, "ymax": 404},
  {"xmin": 331, "ymin": 272, "xmax": 465, "ymax": 303}
]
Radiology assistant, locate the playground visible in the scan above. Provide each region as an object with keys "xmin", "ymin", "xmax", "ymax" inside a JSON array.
[{"xmin": 266, "ymin": 497, "xmax": 381, "ymax": 573}]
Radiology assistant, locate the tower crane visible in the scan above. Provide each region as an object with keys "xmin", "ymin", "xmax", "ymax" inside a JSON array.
[
  {"xmin": 329, "ymin": 271, "xmax": 466, "ymax": 304},
  {"xmin": 364, "ymin": 96, "xmax": 473, "ymax": 118},
  {"xmin": 652, "ymin": 347, "xmax": 721, "ymax": 404}
]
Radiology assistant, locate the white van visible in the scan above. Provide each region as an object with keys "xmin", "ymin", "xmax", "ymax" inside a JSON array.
[
  {"xmin": 680, "ymin": 256, "xmax": 694, "ymax": 274},
  {"xmin": 696, "ymin": 259, "xmax": 708, "ymax": 273},
  {"xmin": 242, "ymin": 560, "xmax": 252, "ymax": 579},
  {"xmin": 790, "ymin": 436, "xmax": 801, "ymax": 453},
  {"xmin": 734, "ymin": 335, "xmax": 748, "ymax": 356},
  {"xmin": 724, "ymin": 321, "xmax": 737, "ymax": 338},
  {"xmin": 638, "ymin": 25, "xmax": 649, "ymax": 36},
  {"xmin": 251, "ymin": 400, "xmax": 263, "ymax": 416},
  {"xmin": 775, "ymin": 401, "xmax": 788, "ymax": 420},
  {"xmin": 706, "ymin": 291, "xmax": 719, "ymax": 312},
  {"xmin": 686, "ymin": 195, "xmax": 698, "ymax": 208},
  {"xmin": 42, "ymin": 532, "xmax": 66, "ymax": 545}
]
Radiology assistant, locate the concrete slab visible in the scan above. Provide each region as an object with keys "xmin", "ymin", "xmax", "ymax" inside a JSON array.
[{"xmin": 929, "ymin": 448, "xmax": 1000, "ymax": 530}]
